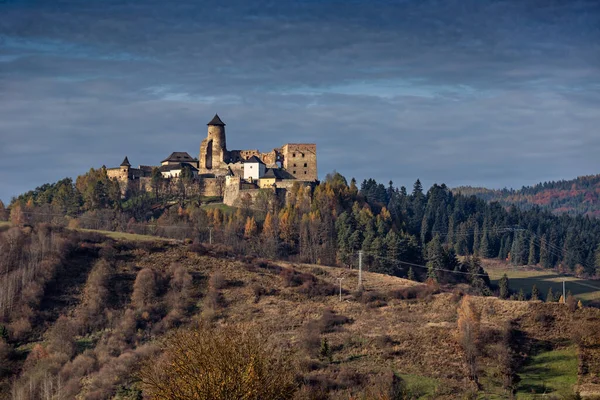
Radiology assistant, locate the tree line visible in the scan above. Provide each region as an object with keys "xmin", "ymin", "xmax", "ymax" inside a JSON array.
[{"xmin": 6, "ymin": 170, "xmax": 600, "ymax": 282}]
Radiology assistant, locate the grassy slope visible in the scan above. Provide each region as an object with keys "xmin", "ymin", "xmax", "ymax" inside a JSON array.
[
  {"xmin": 4, "ymin": 229, "xmax": 600, "ymax": 398},
  {"xmin": 516, "ymin": 346, "xmax": 578, "ymax": 399},
  {"xmin": 483, "ymin": 260, "xmax": 600, "ymax": 303},
  {"xmin": 76, "ymin": 228, "xmax": 172, "ymax": 242}
]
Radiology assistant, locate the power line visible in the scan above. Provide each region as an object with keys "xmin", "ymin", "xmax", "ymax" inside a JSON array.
[{"xmin": 359, "ymin": 251, "xmax": 490, "ymax": 277}]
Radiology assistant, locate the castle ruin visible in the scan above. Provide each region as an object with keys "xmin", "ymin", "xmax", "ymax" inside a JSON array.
[{"xmin": 106, "ymin": 114, "xmax": 318, "ymax": 206}]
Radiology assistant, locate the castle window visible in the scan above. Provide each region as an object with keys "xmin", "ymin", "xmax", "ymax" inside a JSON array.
[
  {"xmin": 293, "ymin": 171, "xmax": 296, "ymax": 174},
  {"xmin": 302, "ymin": 153, "xmax": 305, "ymax": 157},
  {"xmin": 304, "ymin": 171, "xmax": 307, "ymax": 174},
  {"xmin": 304, "ymin": 163, "xmax": 307, "ymax": 167},
  {"xmin": 293, "ymin": 163, "xmax": 296, "ymax": 167},
  {"xmin": 293, "ymin": 153, "xmax": 296, "ymax": 157}
]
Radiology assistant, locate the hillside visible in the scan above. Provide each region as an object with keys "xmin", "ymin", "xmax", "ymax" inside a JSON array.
[
  {"xmin": 454, "ymin": 174, "xmax": 600, "ymax": 217},
  {"xmin": 1, "ymin": 226, "xmax": 600, "ymax": 399}
]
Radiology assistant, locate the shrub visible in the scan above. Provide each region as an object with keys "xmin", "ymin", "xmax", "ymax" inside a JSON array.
[
  {"xmin": 131, "ymin": 268, "xmax": 157, "ymax": 310},
  {"xmin": 139, "ymin": 324, "xmax": 297, "ymax": 400},
  {"xmin": 317, "ymin": 309, "xmax": 352, "ymax": 334},
  {"xmin": 209, "ymin": 271, "xmax": 226, "ymax": 290},
  {"xmin": 390, "ymin": 285, "xmax": 436, "ymax": 300}
]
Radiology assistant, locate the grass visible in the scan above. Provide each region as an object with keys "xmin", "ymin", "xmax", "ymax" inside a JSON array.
[
  {"xmin": 484, "ymin": 262, "xmax": 600, "ymax": 303},
  {"xmin": 76, "ymin": 228, "xmax": 170, "ymax": 242},
  {"xmin": 201, "ymin": 202, "xmax": 235, "ymax": 214},
  {"xmin": 516, "ymin": 346, "xmax": 578, "ymax": 399},
  {"xmin": 398, "ymin": 373, "xmax": 439, "ymax": 398}
]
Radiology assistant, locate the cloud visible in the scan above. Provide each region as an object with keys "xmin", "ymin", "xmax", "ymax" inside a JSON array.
[{"xmin": 0, "ymin": 0, "xmax": 599, "ymax": 202}]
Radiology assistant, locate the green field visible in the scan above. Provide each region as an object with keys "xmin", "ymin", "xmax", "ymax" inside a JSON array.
[
  {"xmin": 485, "ymin": 264, "xmax": 600, "ymax": 303},
  {"xmin": 516, "ymin": 346, "xmax": 578, "ymax": 399},
  {"xmin": 201, "ymin": 202, "xmax": 235, "ymax": 214}
]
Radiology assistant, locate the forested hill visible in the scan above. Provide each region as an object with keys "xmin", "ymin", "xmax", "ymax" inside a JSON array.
[
  {"xmin": 454, "ymin": 174, "xmax": 600, "ymax": 217},
  {"xmin": 4, "ymin": 168, "xmax": 600, "ymax": 282}
]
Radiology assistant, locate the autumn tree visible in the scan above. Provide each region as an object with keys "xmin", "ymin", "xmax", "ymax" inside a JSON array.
[
  {"xmin": 132, "ymin": 268, "xmax": 157, "ymax": 310},
  {"xmin": 457, "ymin": 296, "xmax": 481, "ymax": 386},
  {"xmin": 139, "ymin": 324, "xmax": 297, "ymax": 400}
]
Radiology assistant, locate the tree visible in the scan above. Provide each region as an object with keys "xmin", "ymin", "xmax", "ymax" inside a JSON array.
[
  {"xmin": 319, "ymin": 337, "xmax": 332, "ymax": 363},
  {"xmin": 425, "ymin": 235, "xmax": 443, "ymax": 282},
  {"xmin": 531, "ymin": 285, "xmax": 539, "ymax": 301},
  {"xmin": 517, "ymin": 288, "xmax": 526, "ymax": 301},
  {"xmin": 528, "ymin": 235, "xmax": 537, "ymax": 265},
  {"xmin": 546, "ymin": 287, "xmax": 555, "ymax": 303},
  {"xmin": 151, "ymin": 167, "xmax": 163, "ymax": 200},
  {"xmin": 244, "ymin": 216, "xmax": 258, "ymax": 239},
  {"xmin": 139, "ymin": 324, "xmax": 297, "ymax": 400},
  {"xmin": 499, "ymin": 274, "xmax": 510, "ymax": 299},
  {"xmin": 457, "ymin": 296, "xmax": 480, "ymax": 386},
  {"xmin": 407, "ymin": 267, "xmax": 415, "ymax": 281}
]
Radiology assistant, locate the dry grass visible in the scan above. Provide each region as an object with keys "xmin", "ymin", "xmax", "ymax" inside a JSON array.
[{"xmin": 75, "ymin": 228, "xmax": 174, "ymax": 242}]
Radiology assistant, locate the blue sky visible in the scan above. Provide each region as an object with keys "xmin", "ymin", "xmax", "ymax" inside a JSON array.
[{"xmin": 1, "ymin": 0, "xmax": 599, "ymax": 202}]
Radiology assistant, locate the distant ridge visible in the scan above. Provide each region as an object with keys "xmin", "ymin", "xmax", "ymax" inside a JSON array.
[{"xmin": 453, "ymin": 174, "xmax": 600, "ymax": 217}]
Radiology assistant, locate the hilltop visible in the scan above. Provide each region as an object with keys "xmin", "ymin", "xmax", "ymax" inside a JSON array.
[
  {"xmin": 1, "ymin": 226, "xmax": 600, "ymax": 399},
  {"xmin": 454, "ymin": 174, "xmax": 600, "ymax": 217}
]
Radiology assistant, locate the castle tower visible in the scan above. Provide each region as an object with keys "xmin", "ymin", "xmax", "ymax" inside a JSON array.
[
  {"xmin": 200, "ymin": 114, "xmax": 228, "ymax": 172},
  {"xmin": 120, "ymin": 156, "xmax": 131, "ymax": 173}
]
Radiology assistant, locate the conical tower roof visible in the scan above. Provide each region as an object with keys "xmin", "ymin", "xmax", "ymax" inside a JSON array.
[
  {"xmin": 207, "ymin": 113, "xmax": 226, "ymax": 126},
  {"xmin": 120, "ymin": 156, "xmax": 131, "ymax": 167}
]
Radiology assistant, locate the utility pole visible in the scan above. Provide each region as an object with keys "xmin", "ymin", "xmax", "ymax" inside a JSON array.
[
  {"xmin": 337, "ymin": 277, "xmax": 344, "ymax": 301},
  {"xmin": 563, "ymin": 278, "xmax": 566, "ymax": 304},
  {"xmin": 358, "ymin": 250, "xmax": 363, "ymax": 290}
]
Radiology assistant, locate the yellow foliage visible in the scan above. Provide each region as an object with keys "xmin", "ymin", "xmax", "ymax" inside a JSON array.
[{"xmin": 139, "ymin": 324, "xmax": 297, "ymax": 400}]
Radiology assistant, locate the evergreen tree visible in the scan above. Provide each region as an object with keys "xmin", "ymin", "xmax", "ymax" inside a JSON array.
[
  {"xmin": 407, "ymin": 267, "xmax": 415, "ymax": 281},
  {"xmin": 425, "ymin": 235, "xmax": 443, "ymax": 282},
  {"xmin": 319, "ymin": 337, "xmax": 332, "ymax": 362},
  {"xmin": 539, "ymin": 234, "xmax": 550, "ymax": 268},
  {"xmin": 479, "ymin": 227, "xmax": 490, "ymax": 258},
  {"xmin": 473, "ymin": 225, "xmax": 480, "ymax": 255},
  {"xmin": 517, "ymin": 288, "xmax": 526, "ymax": 301},
  {"xmin": 546, "ymin": 287, "xmax": 555, "ymax": 303},
  {"xmin": 528, "ymin": 235, "xmax": 537, "ymax": 265},
  {"xmin": 531, "ymin": 285, "xmax": 540, "ymax": 301},
  {"xmin": 499, "ymin": 273, "xmax": 510, "ymax": 299}
]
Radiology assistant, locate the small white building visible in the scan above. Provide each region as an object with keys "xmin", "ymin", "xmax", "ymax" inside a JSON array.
[
  {"xmin": 243, "ymin": 155, "xmax": 266, "ymax": 182},
  {"xmin": 159, "ymin": 163, "xmax": 199, "ymax": 178}
]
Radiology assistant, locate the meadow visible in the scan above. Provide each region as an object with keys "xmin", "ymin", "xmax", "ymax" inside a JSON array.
[{"xmin": 484, "ymin": 260, "xmax": 600, "ymax": 303}]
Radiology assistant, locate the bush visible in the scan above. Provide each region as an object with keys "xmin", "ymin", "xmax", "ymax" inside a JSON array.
[
  {"xmin": 317, "ymin": 309, "xmax": 352, "ymax": 334},
  {"xmin": 131, "ymin": 268, "xmax": 157, "ymax": 310},
  {"xmin": 139, "ymin": 324, "xmax": 297, "ymax": 399},
  {"xmin": 209, "ymin": 271, "xmax": 226, "ymax": 290},
  {"xmin": 390, "ymin": 285, "xmax": 436, "ymax": 300}
]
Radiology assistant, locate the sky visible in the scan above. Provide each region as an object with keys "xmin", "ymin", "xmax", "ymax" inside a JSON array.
[{"xmin": 1, "ymin": 0, "xmax": 599, "ymax": 203}]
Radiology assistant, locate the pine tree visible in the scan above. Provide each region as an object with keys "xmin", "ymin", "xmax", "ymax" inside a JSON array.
[
  {"xmin": 528, "ymin": 235, "xmax": 537, "ymax": 265},
  {"xmin": 479, "ymin": 228, "xmax": 490, "ymax": 258},
  {"xmin": 425, "ymin": 235, "xmax": 443, "ymax": 282},
  {"xmin": 473, "ymin": 225, "xmax": 480, "ymax": 255},
  {"xmin": 407, "ymin": 267, "xmax": 415, "ymax": 281},
  {"xmin": 546, "ymin": 287, "xmax": 554, "ymax": 303},
  {"xmin": 319, "ymin": 337, "xmax": 332, "ymax": 362},
  {"xmin": 540, "ymin": 234, "xmax": 550, "ymax": 268},
  {"xmin": 531, "ymin": 285, "xmax": 539, "ymax": 301},
  {"xmin": 499, "ymin": 274, "xmax": 510, "ymax": 299},
  {"xmin": 517, "ymin": 288, "xmax": 526, "ymax": 301}
]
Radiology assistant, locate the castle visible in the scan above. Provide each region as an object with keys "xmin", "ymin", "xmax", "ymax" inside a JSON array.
[{"xmin": 106, "ymin": 114, "xmax": 318, "ymax": 206}]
